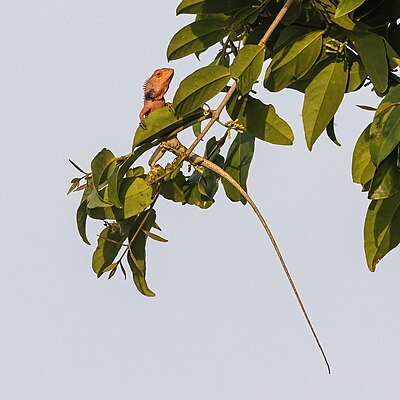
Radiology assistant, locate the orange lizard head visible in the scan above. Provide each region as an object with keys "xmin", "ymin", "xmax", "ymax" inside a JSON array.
[{"xmin": 143, "ymin": 68, "xmax": 174, "ymax": 101}]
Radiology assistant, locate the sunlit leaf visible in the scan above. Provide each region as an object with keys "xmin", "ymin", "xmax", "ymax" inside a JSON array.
[
  {"xmin": 87, "ymin": 188, "xmax": 112, "ymax": 209},
  {"xmin": 173, "ymin": 66, "xmax": 230, "ymax": 116},
  {"xmin": 335, "ymin": 0, "xmax": 366, "ymax": 17},
  {"xmin": 352, "ymin": 124, "xmax": 375, "ymax": 185},
  {"xmin": 303, "ymin": 59, "xmax": 348, "ymax": 150},
  {"xmin": 142, "ymin": 230, "xmax": 168, "ymax": 243},
  {"xmin": 312, "ymin": 0, "xmax": 356, "ymax": 30},
  {"xmin": 230, "ymin": 44, "xmax": 265, "ymax": 95},
  {"xmin": 133, "ymin": 107, "xmax": 207, "ymax": 148}
]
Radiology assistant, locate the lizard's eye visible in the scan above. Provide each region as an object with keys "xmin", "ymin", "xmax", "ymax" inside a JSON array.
[{"xmin": 156, "ymin": 72, "xmax": 161, "ymax": 77}]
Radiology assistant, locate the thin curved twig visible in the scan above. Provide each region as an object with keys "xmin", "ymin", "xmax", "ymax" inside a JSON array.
[{"xmin": 162, "ymin": 130, "xmax": 331, "ymax": 374}]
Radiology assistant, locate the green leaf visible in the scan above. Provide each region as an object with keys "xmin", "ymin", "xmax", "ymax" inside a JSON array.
[
  {"xmin": 326, "ymin": 117, "xmax": 341, "ymax": 147},
  {"xmin": 228, "ymin": 5, "xmax": 260, "ymax": 31},
  {"xmin": 303, "ymin": 59, "xmax": 348, "ymax": 150},
  {"xmin": 346, "ymin": 58, "xmax": 367, "ymax": 93},
  {"xmin": 351, "ymin": 32, "xmax": 388, "ymax": 94},
  {"xmin": 312, "ymin": 0, "xmax": 356, "ymax": 30},
  {"xmin": 76, "ymin": 200, "xmax": 90, "ymax": 245},
  {"xmin": 92, "ymin": 226, "xmax": 127, "ymax": 277},
  {"xmin": 184, "ymin": 176, "xmax": 214, "ymax": 209},
  {"xmin": 227, "ymin": 95, "xmax": 294, "ymax": 145},
  {"xmin": 222, "ymin": 132, "xmax": 255, "ymax": 204},
  {"xmin": 264, "ymin": 30, "xmax": 324, "ymax": 92},
  {"xmin": 142, "ymin": 230, "xmax": 168, "ymax": 243},
  {"xmin": 160, "ymin": 171, "xmax": 187, "ymax": 203},
  {"xmin": 167, "ymin": 18, "xmax": 228, "ymax": 61},
  {"xmin": 230, "ymin": 45, "xmax": 265, "ymax": 95},
  {"xmin": 127, "ymin": 210, "xmax": 157, "ymax": 297},
  {"xmin": 352, "ymin": 124, "xmax": 375, "ymax": 185},
  {"xmin": 368, "ymin": 150, "xmax": 400, "ymax": 200},
  {"xmin": 364, "ymin": 192, "xmax": 400, "ymax": 271},
  {"xmin": 103, "ymin": 262, "xmax": 118, "ymax": 274},
  {"xmin": 87, "ymin": 188, "xmax": 112, "ymax": 209},
  {"xmin": 91, "ymin": 148, "xmax": 115, "ymax": 190},
  {"xmin": 87, "ymin": 177, "xmax": 153, "ymax": 221},
  {"xmin": 335, "ymin": 0, "xmax": 366, "ymax": 17},
  {"xmin": 369, "ymin": 85, "xmax": 400, "ymax": 166},
  {"xmin": 133, "ymin": 107, "xmax": 207, "ymax": 148},
  {"xmin": 193, "ymin": 136, "xmax": 224, "ymax": 201},
  {"xmin": 176, "ymin": 0, "xmax": 258, "ymax": 14},
  {"xmin": 273, "ymin": 25, "xmax": 314, "ymax": 52},
  {"xmin": 103, "ymin": 166, "xmax": 122, "ymax": 208},
  {"xmin": 357, "ymin": 105, "xmax": 376, "ymax": 112},
  {"xmin": 173, "ymin": 65, "xmax": 231, "ymax": 116}
]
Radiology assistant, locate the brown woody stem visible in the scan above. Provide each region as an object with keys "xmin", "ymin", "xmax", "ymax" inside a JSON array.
[{"xmin": 164, "ymin": 135, "xmax": 331, "ymax": 374}]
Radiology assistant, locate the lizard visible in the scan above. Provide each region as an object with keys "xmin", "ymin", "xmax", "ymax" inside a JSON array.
[
  {"xmin": 139, "ymin": 68, "xmax": 174, "ymax": 166},
  {"xmin": 139, "ymin": 68, "xmax": 174, "ymax": 123}
]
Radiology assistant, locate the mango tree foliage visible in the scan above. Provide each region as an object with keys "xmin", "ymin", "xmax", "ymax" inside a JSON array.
[{"xmin": 70, "ymin": 0, "xmax": 400, "ymax": 296}]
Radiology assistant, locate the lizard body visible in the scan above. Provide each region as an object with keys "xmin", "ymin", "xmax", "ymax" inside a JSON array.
[{"xmin": 139, "ymin": 68, "xmax": 174, "ymax": 122}]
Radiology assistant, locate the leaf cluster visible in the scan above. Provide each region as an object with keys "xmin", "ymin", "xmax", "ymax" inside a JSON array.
[{"xmin": 70, "ymin": 0, "xmax": 400, "ymax": 296}]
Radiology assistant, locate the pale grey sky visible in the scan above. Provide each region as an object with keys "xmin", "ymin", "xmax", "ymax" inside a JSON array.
[{"xmin": 1, "ymin": 1, "xmax": 399, "ymax": 399}]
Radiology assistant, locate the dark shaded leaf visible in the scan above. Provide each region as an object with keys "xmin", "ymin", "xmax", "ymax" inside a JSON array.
[
  {"xmin": 222, "ymin": 132, "xmax": 255, "ymax": 203},
  {"xmin": 368, "ymin": 150, "xmax": 400, "ymax": 200},
  {"xmin": 167, "ymin": 18, "xmax": 228, "ymax": 61},
  {"xmin": 326, "ymin": 117, "xmax": 341, "ymax": 146},
  {"xmin": 264, "ymin": 30, "xmax": 323, "ymax": 92},
  {"xmin": 127, "ymin": 210, "xmax": 157, "ymax": 297},
  {"xmin": 346, "ymin": 58, "xmax": 367, "ymax": 93},
  {"xmin": 91, "ymin": 148, "xmax": 115, "ymax": 190},
  {"xmin": 76, "ymin": 200, "xmax": 90, "ymax": 245},
  {"xmin": 176, "ymin": 0, "xmax": 259, "ymax": 15},
  {"xmin": 227, "ymin": 95, "xmax": 294, "ymax": 145},
  {"xmin": 351, "ymin": 31, "xmax": 388, "ymax": 94},
  {"xmin": 88, "ymin": 177, "xmax": 153, "ymax": 220},
  {"xmin": 364, "ymin": 192, "xmax": 400, "ymax": 271},
  {"xmin": 161, "ymin": 171, "xmax": 187, "ymax": 203},
  {"xmin": 369, "ymin": 85, "xmax": 400, "ymax": 166}
]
